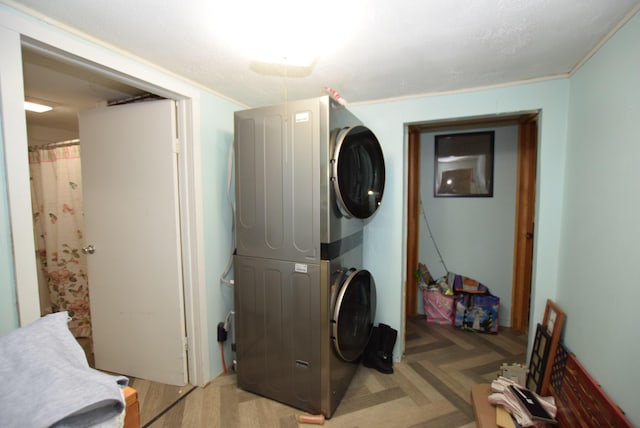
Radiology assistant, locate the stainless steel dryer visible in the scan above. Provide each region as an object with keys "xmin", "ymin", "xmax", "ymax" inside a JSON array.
[
  {"xmin": 324, "ymin": 104, "xmax": 385, "ymax": 247},
  {"xmin": 234, "ymin": 96, "xmax": 385, "ymax": 262},
  {"xmin": 234, "ymin": 238, "xmax": 375, "ymax": 417}
]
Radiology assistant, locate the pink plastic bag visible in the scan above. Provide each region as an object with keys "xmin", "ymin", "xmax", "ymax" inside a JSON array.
[{"xmin": 423, "ymin": 290, "xmax": 454, "ymax": 325}]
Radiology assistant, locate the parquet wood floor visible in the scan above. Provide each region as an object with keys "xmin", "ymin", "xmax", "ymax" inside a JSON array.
[{"xmin": 128, "ymin": 316, "xmax": 528, "ymax": 427}]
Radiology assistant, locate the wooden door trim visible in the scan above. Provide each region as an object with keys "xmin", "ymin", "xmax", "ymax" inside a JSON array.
[
  {"xmin": 405, "ymin": 128, "xmax": 420, "ymax": 316},
  {"xmin": 511, "ymin": 118, "xmax": 538, "ymax": 331}
]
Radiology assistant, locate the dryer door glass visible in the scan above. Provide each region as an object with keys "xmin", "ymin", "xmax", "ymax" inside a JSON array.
[
  {"xmin": 333, "ymin": 126, "xmax": 385, "ymax": 219},
  {"xmin": 332, "ymin": 269, "xmax": 376, "ymax": 362}
]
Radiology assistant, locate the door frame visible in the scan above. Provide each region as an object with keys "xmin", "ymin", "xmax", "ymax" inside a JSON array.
[
  {"xmin": 405, "ymin": 113, "xmax": 539, "ymax": 331},
  {"xmin": 0, "ymin": 11, "xmax": 210, "ymax": 385},
  {"xmin": 510, "ymin": 117, "xmax": 538, "ymax": 331}
]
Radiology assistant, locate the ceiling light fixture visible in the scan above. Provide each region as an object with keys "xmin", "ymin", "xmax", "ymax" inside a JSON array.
[
  {"xmin": 24, "ymin": 101, "xmax": 52, "ymax": 113},
  {"xmin": 212, "ymin": 0, "xmax": 363, "ymax": 67}
]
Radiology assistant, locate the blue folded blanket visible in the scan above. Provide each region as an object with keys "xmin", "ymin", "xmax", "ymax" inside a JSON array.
[{"xmin": 0, "ymin": 312, "xmax": 128, "ymax": 428}]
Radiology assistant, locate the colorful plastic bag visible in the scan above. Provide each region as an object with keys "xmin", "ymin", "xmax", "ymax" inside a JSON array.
[{"xmin": 454, "ymin": 293, "xmax": 500, "ymax": 333}]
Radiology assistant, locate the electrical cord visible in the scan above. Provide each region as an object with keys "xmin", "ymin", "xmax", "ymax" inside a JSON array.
[
  {"xmin": 419, "ymin": 198, "xmax": 449, "ymax": 273},
  {"xmin": 218, "ymin": 311, "xmax": 235, "ymax": 374},
  {"xmin": 219, "ymin": 342, "xmax": 227, "ymax": 374},
  {"xmin": 220, "ymin": 142, "xmax": 236, "ymax": 286}
]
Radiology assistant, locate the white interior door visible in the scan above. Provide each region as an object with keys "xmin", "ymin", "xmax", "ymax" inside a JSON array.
[{"xmin": 79, "ymin": 99, "xmax": 187, "ymax": 386}]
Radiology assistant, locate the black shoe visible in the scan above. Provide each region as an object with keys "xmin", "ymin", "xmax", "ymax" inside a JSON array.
[
  {"xmin": 362, "ymin": 324, "xmax": 397, "ymax": 374},
  {"xmin": 376, "ymin": 323, "xmax": 397, "ymax": 374}
]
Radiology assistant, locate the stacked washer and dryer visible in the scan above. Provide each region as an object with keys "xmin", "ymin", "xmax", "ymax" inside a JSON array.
[{"xmin": 233, "ymin": 96, "xmax": 385, "ymax": 417}]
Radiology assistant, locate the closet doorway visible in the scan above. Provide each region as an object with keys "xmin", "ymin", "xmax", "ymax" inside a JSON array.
[{"xmin": 405, "ymin": 113, "xmax": 538, "ymax": 332}]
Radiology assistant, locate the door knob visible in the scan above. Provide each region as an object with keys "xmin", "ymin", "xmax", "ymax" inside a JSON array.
[{"xmin": 82, "ymin": 245, "xmax": 96, "ymax": 254}]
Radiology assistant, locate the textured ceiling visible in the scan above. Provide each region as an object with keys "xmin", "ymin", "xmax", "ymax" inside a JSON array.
[{"xmin": 6, "ymin": 0, "xmax": 640, "ymax": 117}]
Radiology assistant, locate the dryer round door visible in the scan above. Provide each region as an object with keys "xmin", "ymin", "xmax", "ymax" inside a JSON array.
[
  {"xmin": 332, "ymin": 125, "xmax": 385, "ymax": 219},
  {"xmin": 332, "ymin": 268, "xmax": 376, "ymax": 362}
]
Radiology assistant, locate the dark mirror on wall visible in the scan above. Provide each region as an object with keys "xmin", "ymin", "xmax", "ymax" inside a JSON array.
[{"xmin": 434, "ymin": 131, "xmax": 494, "ymax": 197}]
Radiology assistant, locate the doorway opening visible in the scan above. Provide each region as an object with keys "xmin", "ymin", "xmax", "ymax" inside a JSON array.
[
  {"xmin": 17, "ymin": 36, "xmax": 204, "ymax": 385},
  {"xmin": 405, "ymin": 112, "xmax": 539, "ymax": 336},
  {"xmin": 22, "ymin": 45, "xmax": 159, "ymax": 363}
]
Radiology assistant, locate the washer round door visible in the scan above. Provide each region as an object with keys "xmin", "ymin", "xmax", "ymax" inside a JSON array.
[
  {"xmin": 332, "ymin": 126, "xmax": 385, "ymax": 219},
  {"xmin": 332, "ymin": 268, "xmax": 377, "ymax": 362}
]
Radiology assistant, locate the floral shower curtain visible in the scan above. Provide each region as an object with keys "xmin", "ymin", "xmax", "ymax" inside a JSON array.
[{"xmin": 29, "ymin": 143, "xmax": 91, "ymax": 338}]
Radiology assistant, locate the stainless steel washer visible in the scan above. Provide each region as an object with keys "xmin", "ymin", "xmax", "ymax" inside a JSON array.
[{"xmin": 234, "ymin": 240, "xmax": 375, "ymax": 417}]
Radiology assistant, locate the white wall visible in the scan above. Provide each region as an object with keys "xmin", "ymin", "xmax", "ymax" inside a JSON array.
[
  {"xmin": 557, "ymin": 10, "xmax": 640, "ymax": 426},
  {"xmin": 418, "ymin": 125, "xmax": 518, "ymax": 325},
  {"xmin": 0, "ymin": 22, "xmax": 40, "ymax": 326},
  {"xmin": 26, "ymin": 124, "xmax": 77, "ymax": 146},
  {"xmin": 0, "ymin": 119, "xmax": 19, "ymax": 335}
]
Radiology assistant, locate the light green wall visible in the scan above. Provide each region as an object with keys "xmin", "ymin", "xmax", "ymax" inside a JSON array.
[
  {"xmin": 350, "ymin": 79, "xmax": 570, "ymax": 357},
  {"xmin": 0, "ymin": 118, "xmax": 19, "ymax": 335},
  {"xmin": 199, "ymin": 92, "xmax": 242, "ymax": 374},
  {"xmin": 350, "ymin": 10, "xmax": 639, "ymax": 424},
  {"xmin": 558, "ymin": 10, "xmax": 640, "ymax": 426}
]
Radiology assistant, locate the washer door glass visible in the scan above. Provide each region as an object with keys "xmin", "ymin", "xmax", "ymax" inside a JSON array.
[
  {"xmin": 333, "ymin": 126, "xmax": 385, "ymax": 219},
  {"xmin": 332, "ymin": 268, "xmax": 376, "ymax": 362}
]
